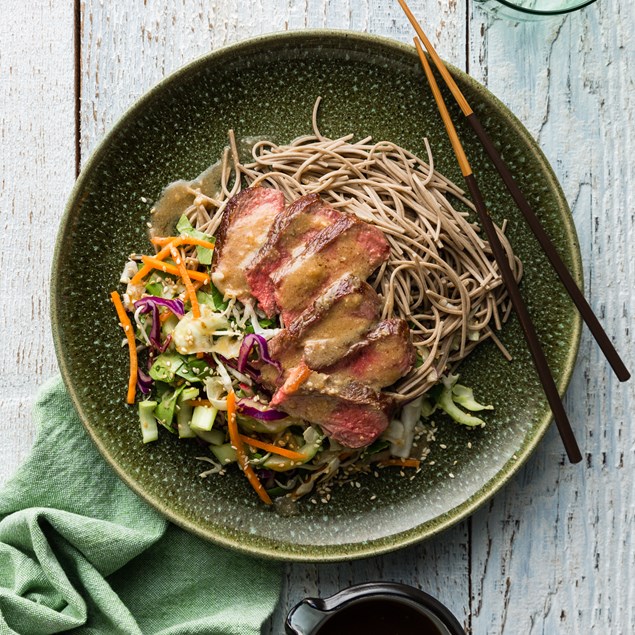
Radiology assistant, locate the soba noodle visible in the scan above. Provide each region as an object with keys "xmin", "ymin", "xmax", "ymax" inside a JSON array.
[{"xmin": 180, "ymin": 98, "xmax": 521, "ymax": 400}]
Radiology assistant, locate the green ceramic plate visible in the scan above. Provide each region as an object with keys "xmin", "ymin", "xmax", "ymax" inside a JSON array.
[{"xmin": 51, "ymin": 31, "xmax": 581, "ymax": 562}]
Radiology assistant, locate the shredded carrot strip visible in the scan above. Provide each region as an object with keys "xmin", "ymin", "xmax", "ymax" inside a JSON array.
[
  {"xmin": 159, "ymin": 310, "xmax": 173, "ymax": 324},
  {"xmin": 170, "ymin": 245, "xmax": 200, "ymax": 319},
  {"xmin": 378, "ymin": 458, "xmax": 421, "ymax": 469},
  {"xmin": 178, "ymin": 279, "xmax": 204, "ymax": 304},
  {"xmin": 151, "ymin": 236, "xmax": 176, "ymax": 247},
  {"xmin": 130, "ymin": 237, "xmax": 214, "ymax": 286},
  {"xmin": 282, "ymin": 360, "xmax": 312, "ymax": 394},
  {"xmin": 130, "ymin": 240, "xmax": 177, "ymax": 285},
  {"xmin": 152, "ymin": 235, "xmax": 215, "ymax": 250},
  {"xmin": 188, "ymin": 399, "xmax": 213, "ymax": 407},
  {"xmin": 227, "ymin": 391, "xmax": 272, "ymax": 505},
  {"xmin": 239, "ymin": 435, "xmax": 306, "ymax": 461},
  {"xmin": 110, "ymin": 291, "xmax": 138, "ymax": 405},
  {"xmin": 140, "ymin": 255, "xmax": 209, "ymax": 283}
]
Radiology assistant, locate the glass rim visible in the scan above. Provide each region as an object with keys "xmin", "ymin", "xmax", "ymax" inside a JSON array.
[{"xmin": 484, "ymin": 0, "xmax": 598, "ymax": 15}]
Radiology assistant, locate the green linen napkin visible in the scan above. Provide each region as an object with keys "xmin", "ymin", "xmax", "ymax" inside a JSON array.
[{"xmin": 0, "ymin": 377, "xmax": 282, "ymax": 635}]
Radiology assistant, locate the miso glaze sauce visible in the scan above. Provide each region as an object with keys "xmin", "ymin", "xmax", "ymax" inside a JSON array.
[
  {"xmin": 315, "ymin": 599, "xmax": 446, "ymax": 635},
  {"xmin": 148, "ymin": 136, "xmax": 267, "ymax": 239}
]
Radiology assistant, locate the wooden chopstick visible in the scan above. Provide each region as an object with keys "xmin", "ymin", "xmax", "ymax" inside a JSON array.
[
  {"xmin": 414, "ymin": 37, "xmax": 582, "ymax": 464},
  {"xmin": 398, "ymin": 0, "xmax": 630, "ymax": 383}
]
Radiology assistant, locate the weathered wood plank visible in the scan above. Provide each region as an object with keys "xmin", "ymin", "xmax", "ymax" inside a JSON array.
[
  {"xmin": 468, "ymin": 1, "xmax": 635, "ymax": 632},
  {"xmin": 0, "ymin": 2, "xmax": 76, "ymax": 482}
]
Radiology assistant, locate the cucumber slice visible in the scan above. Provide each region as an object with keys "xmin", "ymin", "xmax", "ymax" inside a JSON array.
[
  {"xmin": 210, "ymin": 443, "xmax": 237, "ymax": 465},
  {"xmin": 195, "ymin": 428, "xmax": 225, "ymax": 445},
  {"xmin": 176, "ymin": 387, "xmax": 199, "ymax": 438},
  {"xmin": 189, "ymin": 405, "xmax": 218, "ymax": 432},
  {"xmin": 138, "ymin": 401, "xmax": 158, "ymax": 444}
]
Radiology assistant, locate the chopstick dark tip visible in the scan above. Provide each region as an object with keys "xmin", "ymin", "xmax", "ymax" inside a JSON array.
[{"xmin": 568, "ymin": 449, "xmax": 583, "ymax": 464}]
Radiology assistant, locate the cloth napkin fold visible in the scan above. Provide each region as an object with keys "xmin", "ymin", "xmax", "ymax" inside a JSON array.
[{"xmin": 0, "ymin": 377, "xmax": 282, "ymax": 635}]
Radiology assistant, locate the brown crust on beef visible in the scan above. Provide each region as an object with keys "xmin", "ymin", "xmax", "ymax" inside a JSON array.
[{"xmin": 270, "ymin": 215, "xmax": 356, "ymax": 287}]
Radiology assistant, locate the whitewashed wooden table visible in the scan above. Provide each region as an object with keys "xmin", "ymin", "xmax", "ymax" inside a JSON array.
[{"xmin": 1, "ymin": 1, "xmax": 633, "ymax": 632}]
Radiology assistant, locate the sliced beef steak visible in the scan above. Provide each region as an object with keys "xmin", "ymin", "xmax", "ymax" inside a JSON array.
[
  {"xmin": 271, "ymin": 215, "xmax": 390, "ymax": 324},
  {"xmin": 211, "ymin": 187, "xmax": 284, "ymax": 301},
  {"xmin": 259, "ymin": 274, "xmax": 381, "ymax": 389},
  {"xmin": 214, "ymin": 189, "xmax": 414, "ymax": 449},
  {"xmin": 319, "ymin": 319, "xmax": 416, "ymax": 390},
  {"xmin": 270, "ymin": 373, "xmax": 395, "ymax": 448},
  {"xmin": 246, "ymin": 194, "xmax": 341, "ymax": 316}
]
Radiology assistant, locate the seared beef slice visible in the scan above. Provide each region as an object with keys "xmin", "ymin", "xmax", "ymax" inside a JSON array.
[
  {"xmin": 266, "ymin": 318, "xmax": 414, "ymax": 447},
  {"xmin": 246, "ymin": 194, "xmax": 342, "ymax": 316},
  {"xmin": 260, "ymin": 274, "xmax": 381, "ymax": 389},
  {"xmin": 271, "ymin": 214, "xmax": 390, "ymax": 324},
  {"xmin": 211, "ymin": 187, "xmax": 284, "ymax": 301},
  {"xmin": 320, "ymin": 319, "xmax": 416, "ymax": 390},
  {"xmin": 270, "ymin": 373, "xmax": 395, "ymax": 448},
  {"xmin": 214, "ymin": 190, "xmax": 412, "ymax": 449}
]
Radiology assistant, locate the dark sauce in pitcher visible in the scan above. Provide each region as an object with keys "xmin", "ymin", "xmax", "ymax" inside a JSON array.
[{"xmin": 315, "ymin": 599, "xmax": 446, "ymax": 635}]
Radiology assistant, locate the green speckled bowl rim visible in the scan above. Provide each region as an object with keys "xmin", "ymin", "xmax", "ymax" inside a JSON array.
[{"xmin": 51, "ymin": 30, "xmax": 582, "ymax": 562}]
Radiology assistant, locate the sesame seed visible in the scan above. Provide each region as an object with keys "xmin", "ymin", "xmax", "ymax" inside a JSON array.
[
  {"xmin": 467, "ymin": 442, "xmax": 472, "ymax": 449},
  {"xmin": 449, "ymin": 472, "xmax": 455, "ymax": 478},
  {"xmin": 440, "ymin": 444, "xmax": 447, "ymax": 449},
  {"xmin": 370, "ymin": 495, "xmax": 377, "ymax": 501}
]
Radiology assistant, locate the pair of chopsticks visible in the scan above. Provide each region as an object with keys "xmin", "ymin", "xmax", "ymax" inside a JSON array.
[{"xmin": 398, "ymin": 0, "xmax": 630, "ymax": 464}]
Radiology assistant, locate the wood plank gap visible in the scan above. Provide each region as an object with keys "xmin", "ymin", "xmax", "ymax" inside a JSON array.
[
  {"xmin": 467, "ymin": 513, "xmax": 473, "ymax": 632},
  {"xmin": 465, "ymin": 0, "xmax": 470, "ymax": 76},
  {"xmin": 74, "ymin": 0, "xmax": 82, "ymax": 177}
]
